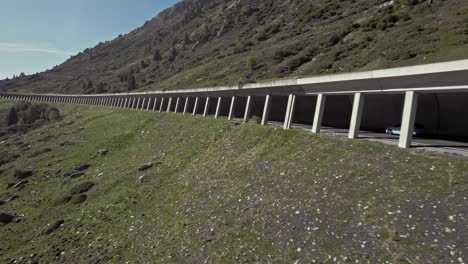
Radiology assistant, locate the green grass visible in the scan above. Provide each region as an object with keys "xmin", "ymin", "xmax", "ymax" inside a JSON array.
[{"xmin": 0, "ymin": 100, "xmax": 467, "ymax": 263}]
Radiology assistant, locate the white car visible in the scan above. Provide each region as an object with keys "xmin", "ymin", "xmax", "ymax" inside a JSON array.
[{"xmin": 385, "ymin": 124, "xmax": 425, "ymax": 136}]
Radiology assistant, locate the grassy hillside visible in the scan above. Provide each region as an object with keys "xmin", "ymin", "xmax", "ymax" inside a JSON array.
[
  {"xmin": 1, "ymin": 0, "xmax": 468, "ymax": 94},
  {"xmin": 0, "ymin": 99, "xmax": 466, "ymax": 263}
]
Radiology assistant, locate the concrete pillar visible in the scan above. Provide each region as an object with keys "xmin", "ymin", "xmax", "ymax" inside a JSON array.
[
  {"xmin": 146, "ymin": 98, "xmax": 152, "ymax": 111},
  {"xmin": 159, "ymin": 98, "xmax": 165, "ymax": 112},
  {"xmin": 152, "ymin": 98, "xmax": 158, "ymax": 111},
  {"xmin": 244, "ymin": 96, "xmax": 253, "ymax": 123},
  {"xmin": 283, "ymin": 94, "xmax": 296, "ymax": 129},
  {"xmin": 131, "ymin": 98, "xmax": 136, "ymax": 109},
  {"xmin": 193, "ymin": 97, "xmax": 199, "ymax": 116},
  {"xmin": 174, "ymin": 97, "xmax": 180, "ymax": 113},
  {"xmin": 141, "ymin": 98, "xmax": 146, "ymax": 110},
  {"xmin": 136, "ymin": 98, "xmax": 141, "ymax": 109},
  {"xmin": 183, "ymin": 97, "xmax": 189, "ymax": 115},
  {"xmin": 228, "ymin": 96, "xmax": 236, "ymax": 120},
  {"xmin": 261, "ymin": 95, "xmax": 271, "ymax": 126},
  {"xmin": 311, "ymin": 94, "xmax": 326, "ymax": 134},
  {"xmin": 167, "ymin": 98, "xmax": 173, "ymax": 112},
  {"xmin": 399, "ymin": 91, "xmax": 419, "ymax": 149},
  {"xmin": 122, "ymin": 98, "xmax": 127, "ymax": 108},
  {"xmin": 203, "ymin": 97, "xmax": 210, "ymax": 117},
  {"xmin": 348, "ymin": 93, "xmax": 365, "ymax": 139},
  {"xmin": 215, "ymin": 97, "xmax": 222, "ymax": 118}
]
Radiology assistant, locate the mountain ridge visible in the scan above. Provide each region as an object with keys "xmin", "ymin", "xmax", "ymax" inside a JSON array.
[{"xmin": 1, "ymin": 0, "xmax": 467, "ymax": 94}]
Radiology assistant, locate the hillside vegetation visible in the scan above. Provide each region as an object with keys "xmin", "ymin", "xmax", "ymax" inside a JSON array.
[
  {"xmin": 0, "ymin": 100, "xmax": 466, "ymax": 263},
  {"xmin": 1, "ymin": 0, "xmax": 468, "ymax": 94}
]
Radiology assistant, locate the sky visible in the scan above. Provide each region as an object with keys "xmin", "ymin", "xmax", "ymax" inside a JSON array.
[{"xmin": 0, "ymin": 0, "xmax": 180, "ymax": 79}]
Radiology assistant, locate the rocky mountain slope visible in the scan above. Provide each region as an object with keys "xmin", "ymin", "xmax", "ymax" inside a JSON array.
[
  {"xmin": 0, "ymin": 100, "xmax": 467, "ymax": 263},
  {"xmin": 1, "ymin": 0, "xmax": 468, "ymax": 94}
]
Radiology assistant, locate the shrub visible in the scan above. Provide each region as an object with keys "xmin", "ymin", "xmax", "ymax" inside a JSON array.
[
  {"xmin": 25, "ymin": 104, "xmax": 47, "ymax": 123},
  {"xmin": 167, "ymin": 47, "xmax": 177, "ymax": 62},
  {"xmin": 5, "ymin": 107, "xmax": 18, "ymax": 126},
  {"xmin": 251, "ymin": 115, "xmax": 262, "ymax": 124},
  {"xmin": 46, "ymin": 107, "xmax": 60, "ymax": 121},
  {"xmin": 127, "ymin": 73, "xmax": 136, "ymax": 91},
  {"xmin": 153, "ymin": 49, "xmax": 162, "ymax": 61},
  {"xmin": 246, "ymin": 57, "xmax": 257, "ymax": 70}
]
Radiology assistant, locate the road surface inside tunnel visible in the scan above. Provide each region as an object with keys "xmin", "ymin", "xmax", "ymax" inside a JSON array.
[{"xmin": 264, "ymin": 120, "xmax": 468, "ymax": 157}]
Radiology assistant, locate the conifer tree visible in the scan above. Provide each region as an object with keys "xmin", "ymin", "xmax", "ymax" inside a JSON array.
[
  {"xmin": 127, "ymin": 73, "xmax": 136, "ymax": 91},
  {"xmin": 6, "ymin": 107, "xmax": 18, "ymax": 126}
]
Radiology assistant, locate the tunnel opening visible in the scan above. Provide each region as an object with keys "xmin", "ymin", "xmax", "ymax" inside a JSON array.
[
  {"xmin": 360, "ymin": 94, "xmax": 404, "ymax": 134},
  {"xmin": 152, "ymin": 98, "xmax": 158, "ymax": 109},
  {"xmin": 416, "ymin": 92, "xmax": 468, "ymax": 142},
  {"xmin": 219, "ymin": 97, "xmax": 231, "ymax": 118},
  {"xmin": 232, "ymin": 97, "xmax": 247, "ymax": 119},
  {"xmin": 322, "ymin": 95, "xmax": 353, "ymax": 129},
  {"xmin": 291, "ymin": 95, "xmax": 317, "ymax": 126},
  {"xmin": 174, "ymin": 97, "xmax": 185, "ymax": 113},
  {"xmin": 185, "ymin": 97, "xmax": 195, "ymax": 113},
  {"xmin": 168, "ymin": 98, "xmax": 177, "ymax": 112},
  {"xmin": 207, "ymin": 97, "xmax": 218, "ymax": 116},
  {"xmin": 141, "ymin": 98, "xmax": 149, "ymax": 110},
  {"xmin": 196, "ymin": 97, "xmax": 207, "ymax": 115},
  {"xmin": 160, "ymin": 98, "xmax": 168, "ymax": 111},
  {"xmin": 248, "ymin": 96, "xmax": 266, "ymax": 122},
  {"xmin": 269, "ymin": 96, "xmax": 288, "ymax": 123}
]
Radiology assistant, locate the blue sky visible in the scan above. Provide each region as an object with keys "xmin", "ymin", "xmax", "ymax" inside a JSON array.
[{"xmin": 0, "ymin": 0, "xmax": 180, "ymax": 79}]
